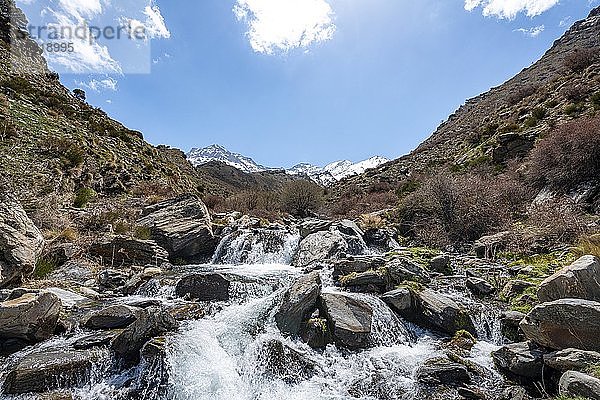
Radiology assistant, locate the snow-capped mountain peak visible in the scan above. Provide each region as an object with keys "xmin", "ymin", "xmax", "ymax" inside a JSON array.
[{"xmin": 187, "ymin": 145, "xmax": 389, "ymax": 186}]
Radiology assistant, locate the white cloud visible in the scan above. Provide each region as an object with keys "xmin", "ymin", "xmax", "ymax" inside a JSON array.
[
  {"xmin": 124, "ymin": 4, "xmax": 171, "ymax": 41},
  {"xmin": 78, "ymin": 77, "xmax": 118, "ymax": 92},
  {"xmin": 57, "ymin": 0, "xmax": 103, "ymax": 20},
  {"xmin": 234, "ymin": 0, "xmax": 336, "ymax": 54},
  {"xmin": 465, "ymin": 0, "xmax": 560, "ymax": 19},
  {"xmin": 515, "ymin": 24, "xmax": 545, "ymax": 37},
  {"xmin": 559, "ymin": 16, "xmax": 572, "ymax": 27}
]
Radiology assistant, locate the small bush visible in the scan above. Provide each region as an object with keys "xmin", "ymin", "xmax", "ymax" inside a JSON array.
[
  {"xmin": 545, "ymin": 99, "xmax": 559, "ymax": 108},
  {"xmin": 562, "ymin": 84, "xmax": 588, "ymax": 103},
  {"xmin": 508, "ymin": 84, "xmax": 538, "ymax": 106},
  {"xmin": 73, "ymin": 188, "xmax": 97, "ymax": 208},
  {"xmin": 564, "ymin": 47, "xmax": 599, "ymax": 72},
  {"xmin": 527, "ymin": 116, "xmax": 600, "ymax": 191},
  {"xmin": 280, "ymin": 180, "xmax": 324, "ymax": 217},
  {"xmin": 34, "ymin": 256, "xmax": 59, "ymax": 278},
  {"xmin": 45, "ymin": 136, "xmax": 85, "ymax": 169},
  {"xmin": 524, "ymin": 117, "xmax": 538, "ymax": 128},
  {"xmin": 532, "ymin": 107, "xmax": 547, "ymax": 120},
  {"xmin": 564, "ymin": 103, "xmax": 584, "ymax": 116},
  {"xmin": 591, "ymin": 92, "xmax": 600, "ymax": 109}
]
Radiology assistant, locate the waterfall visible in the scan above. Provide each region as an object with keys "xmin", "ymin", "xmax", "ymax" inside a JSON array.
[{"xmin": 212, "ymin": 229, "xmax": 300, "ymax": 265}]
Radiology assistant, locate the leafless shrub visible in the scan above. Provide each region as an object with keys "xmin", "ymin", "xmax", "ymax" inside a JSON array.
[
  {"xmin": 527, "ymin": 116, "xmax": 600, "ymax": 191},
  {"xmin": 280, "ymin": 180, "xmax": 324, "ymax": 218},
  {"xmin": 508, "ymin": 84, "xmax": 538, "ymax": 106},
  {"xmin": 564, "ymin": 47, "xmax": 599, "ymax": 72}
]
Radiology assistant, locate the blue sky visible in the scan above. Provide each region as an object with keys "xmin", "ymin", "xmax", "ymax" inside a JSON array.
[{"xmin": 17, "ymin": 0, "xmax": 600, "ymax": 168}]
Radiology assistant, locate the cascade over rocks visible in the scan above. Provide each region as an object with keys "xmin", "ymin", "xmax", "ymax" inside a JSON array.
[
  {"xmin": 137, "ymin": 195, "xmax": 217, "ymax": 263},
  {"xmin": 2, "ymin": 348, "xmax": 108, "ymax": 394},
  {"xmin": 89, "ymin": 236, "xmax": 169, "ymax": 267},
  {"xmin": 293, "ymin": 230, "xmax": 348, "ymax": 267},
  {"xmin": 520, "ymin": 299, "xmax": 600, "ymax": 351},
  {"xmin": 275, "ymin": 271, "xmax": 321, "ymax": 335},
  {"xmin": 0, "ymin": 194, "xmax": 45, "ymax": 287},
  {"xmin": 559, "ymin": 371, "xmax": 600, "ymax": 400},
  {"xmin": 175, "ymin": 273, "xmax": 231, "ymax": 302},
  {"xmin": 537, "ymin": 255, "xmax": 600, "ymax": 302},
  {"xmin": 320, "ymin": 292, "xmax": 372, "ymax": 349},
  {"xmin": 255, "ymin": 339, "xmax": 319, "ymax": 384},
  {"xmin": 0, "ymin": 290, "xmax": 61, "ymax": 343}
]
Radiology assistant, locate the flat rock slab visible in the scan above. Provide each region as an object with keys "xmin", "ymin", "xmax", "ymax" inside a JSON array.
[
  {"xmin": 175, "ymin": 273, "xmax": 231, "ymax": 302},
  {"xmin": 84, "ymin": 304, "xmax": 142, "ymax": 330},
  {"xmin": 0, "ymin": 291, "xmax": 61, "ymax": 342},
  {"xmin": 320, "ymin": 292, "xmax": 372, "ymax": 349},
  {"xmin": 538, "ymin": 255, "xmax": 600, "ymax": 302}
]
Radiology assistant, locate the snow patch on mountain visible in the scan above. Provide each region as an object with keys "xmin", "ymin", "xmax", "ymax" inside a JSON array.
[{"xmin": 187, "ymin": 145, "xmax": 389, "ymax": 185}]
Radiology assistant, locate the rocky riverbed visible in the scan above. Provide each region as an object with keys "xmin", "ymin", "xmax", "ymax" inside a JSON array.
[{"xmin": 1, "ymin": 194, "xmax": 600, "ymax": 399}]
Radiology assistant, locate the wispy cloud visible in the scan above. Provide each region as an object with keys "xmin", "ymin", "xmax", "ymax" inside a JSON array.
[
  {"xmin": 515, "ymin": 25, "xmax": 545, "ymax": 37},
  {"xmin": 233, "ymin": 0, "xmax": 336, "ymax": 54},
  {"xmin": 465, "ymin": 0, "xmax": 560, "ymax": 19},
  {"xmin": 559, "ymin": 16, "xmax": 572, "ymax": 27},
  {"xmin": 77, "ymin": 77, "xmax": 118, "ymax": 92}
]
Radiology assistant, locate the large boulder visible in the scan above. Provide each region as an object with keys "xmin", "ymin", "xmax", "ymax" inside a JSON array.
[
  {"xmin": 137, "ymin": 195, "xmax": 216, "ymax": 262},
  {"xmin": 0, "ymin": 291, "xmax": 61, "ymax": 343},
  {"xmin": 415, "ymin": 357, "xmax": 471, "ymax": 386},
  {"xmin": 255, "ymin": 339, "xmax": 319, "ymax": 384},
  {"xmin": 492, "ymin": 342, "xmax": 546, "ymax": 381},
  {"xmin": 339, "ymin": 270, "xmax": 389, "ymax": 294},
  {"xmin": 386, "ymin": 257, "xmax": 430, "ymax": 284},
  {"xmin": 538, "ymin": 255, "xmax": 600, "ymax": 302},
  {"xmin": 520, "ymin": 299, "xmax": 600, "ymax": 351},
  {"xmin": 174, "ymin": 273, "xmax": 231, "ymax": 302},
  {"xmin": 84, "ymin": 305, "xmax": 142, "ymax": 330},
  {"xmin": 275, "ymin": 271, "xmax": 321, "ymax": 335},
  {"xmin": 545, "ymin": 348, "xmax": 600, "ymax": 372},
  {"xmin": 332, "ymin": 255, "xmax": 386, "ymax": 279},
  {"xmin": 0, "ymin": 194, "xmax": 44, "ymax": 287},
  {"xmin": 2, "ymin": 348, "xmax": 107, "ymax": 394},
  {"xmin": 298, "ymin": 219, "xmax": 332, "ymax": 239},
  {"xmin": 89, "ymin": 237, "xmax": 169, "ymax": 267},
  {"xmin": 320, "ymin": 292, "xmax": 372, "ymax": 349},
  {"xmin": 293, "ymin": 231, "xmax": 348, "ymax": 267},
  {"xmin": 385, "ymin": 287, "xmax": 476, "ymax": 336},
  {"xmin": 559, "ymin": 371, "xmax": 600, "ymax": 400},
  {"xmin": 333, "ymin": 220, "xmax": 367, "ymax": 255},
  {"xmin": 111, "ymin": 306, "xmax": 178, "ymax": 366}
]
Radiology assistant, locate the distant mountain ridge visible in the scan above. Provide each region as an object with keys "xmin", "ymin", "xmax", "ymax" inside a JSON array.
[{"xmin": 187, "ymin": 145, "xmax": 389, "ymax": 186}]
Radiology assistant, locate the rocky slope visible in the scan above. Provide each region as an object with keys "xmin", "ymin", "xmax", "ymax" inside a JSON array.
[{"xmin": 333, "ymin": 7, "xmax": 600, "ymax": 198}]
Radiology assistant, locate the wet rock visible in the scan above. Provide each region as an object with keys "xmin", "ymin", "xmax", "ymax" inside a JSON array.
[
  {"xmin": 256, "ymin": 339, "xmax": 318, "ymax": 384},
  {"xmin": 416, "ymin": 357, "xmax": 471, "ymax": 386},
  {"xmin": 500, "ymin": 311, "xmax": 526, "ymax": 343},
  {"xmin": 333, "ymin": 220, "xmax": 367, "ymax": 255},
  {"xmin": 363, "ymin": 227, "xmax": 400, "ymax": 251},
  {"xmin": 275, "ymin": 271, "xmax": 321, "ymax": 335},
  {"xmin": 520, "ymin": 299, "xmax": 600, "ymax": 351},
  {"xmin": 332, "ymin": 255, "xmax": 386, "ymax": 279},
  {"xmin": 466, "ymin": 277, "xmax": 496, "ymax": 296},
  {"xmin": 386, "ymin": 257, "xmax": 430, "ymax": 284},
  {"xmin": 0, "ymin": 291, "xmax": 61, "ymax": 343},
  {"xmin": 293, "ymin": 231, "xmax": 348, "ymax": 267},
  {"xmin": 381, "ymin": 288, "xmax": 413, "ymax": 314},
  {"xmin": 457, "ymin": 387, "xmax": 485, "ymax": 399},
  {"xmin": 89, "ymin": 236, "xmax": 169, "ymax": 267},
  {"xmin": 84, "ymin": 305, "xmax": 142, "ymax": 330},
  {"xmin": 492, "ymin": 342, "xmax": 546, "ymax": 381},
  {"xmin": 320, "ymin": 292, "xmax": 372, "ymax": 349},
  {"xmin": 339, "ymin": 269, "xmax": 389, "ymax": 294},
  {"xmin": 394, "ymin": 288, "xmax": 476, "ymax": 336},
  {"xmin": 132, "ymin": 337, "xmax": 171, "ymax": 399},
  {"xmin": 300, "ymin": 318, "xmax": 333, "ymax": 348},
  {"xmin": 429, "ymin": 254, "xmax": 451, "ymax": 274},
  {"xmin": 174, "ymin": 273, "xmax": 231, "ymax": 302},
  {"xmin": 473, "ymin": 231, "xmax": 511, "ymax": 258},
  {"xmin": 137, "ymin": 194, "xmax": 217, "ymax": 263},
  {"xmin": 0, "ymin": 194, "xmax": 45, "ymax": 287},
  {"xmin": 73, "ymin": 331, "xmax": 119, "ymax": 350},
  {"xmin": 538, "ymin": 255, "xmax": 600, "ymax": 302},
  {"xmin": 2, "ymin": 348, "xmax": 107, "ymax": 394},
  {"xmin": 559, "ymin": 371, "xmax": 600, "ymax": 400},
  {"xmin": 168, "ymin": 302, "xmax": 207, "ymax": 321},
  {"xmin": 545, "ymin": 348, "xmax": 600, "ymax": 372},
  {"xmin": 97, "ymin": 269, "xmax": 129, "ymax": 289},
  {"xmin": 298, "ymin": 218, "xmax": 332, "ymax": 238},
  {"xmin": 111, "ymin": 306, "xmax": 178, "ymax": 366}
]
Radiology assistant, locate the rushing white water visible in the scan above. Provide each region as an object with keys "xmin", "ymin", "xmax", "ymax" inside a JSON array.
[{"xmin": 212, "ymin": 229, "xmax": 300, "ymax": 265}]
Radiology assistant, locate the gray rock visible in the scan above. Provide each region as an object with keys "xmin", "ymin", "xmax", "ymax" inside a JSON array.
[
  {"xmin": 111, "ymin": 306, "xmax": 178, "ymax": 366},
  {"xmin": 559, "ymin": 371, "xmax": 600, "ymax": 400},
  {"xmin": 84, "ymin": 305, "xmax": 141, "ymax": 330},
  {"xmin": 492, "ymin": 342, "xmax": 546, "ymax": 380},
  {"xmin": 255, "ymin": 339, "xmax": 319, "ymax": 384},
  {"xmin": 429, "ymin": 254, "xmax": 451, "ymax": 274},
  {"xmin": 298, "ymin": 219, "xmax": 332, "ymax": 238},
  {"xmin": 500, "ymin": 311, "xmax": 526, "ymax": 343},
  {"xmin": 97, "ymin": 269, "xmax": 129, "ymax": 289},
  {"xmin": 333, "ymin": 220, "xmax": 367, "ymax": 255},
  {"xmin": 545, "ymin": 348, "xmax": 600, "ymax": 372},
  {"xmin": 275, "ymin": 271, "xmax": 321, "ymax": 335},
  {"xmin": 386, "ymin": 257, "xmax": 431, "ymax": 284},
  {"xmin": 520, "ymin": 299, "xmax": 600, "ymax": 351},
  {"xmin": 415, "ymin": 357, "xmax": 471, "ymax": 386},
  {"xmin": 473, "ymin": 231, "xmax": 511, "ymax": 258},
  {"xmin": 300, "ymin": 318, "xmax": 332, "ymax": 348},
  {"xmin": 73, "ymin": 331, "xmax": 118, "ymax": 350},
  {"xmin": 381, "ymin": 288, "xmax": 413, "ymax": 314},
  {"xmin": 89, "ymin": 237, "xmax": 169, "ymax": 267},
  {"xmin": 466, "ymin": 277, "xmax": 496, "ymax": 296},
  {"xmin": 332, "ymin": 256, "xmax": 386, "ymax": 279},
  {"xmin": 137, "ymin": 194, "xmax": 217, "ymax": 262},
  {"xmin": 500, "ymin": 280, "xmax": 535, "ymax": 300},
  {"xmin": 2, "ymin": 348, "xmax": 106, "ymax": 394},
  {"xmin": 538, "ymin": 255, "xmax": 600, "ymax": 302},
  {"xmin": 0, "ymin": 291, "xmax": 61, "ymax": 342},
  {"xmin": 174, "ymin": 273, "xmax": 231, "ymax": 302},
  {"xmin": 320, "ymin": 292, "xmax": 372, "ymax": 349},
  {"xmin": 0, "ymin": 194, "xmax": 44, "ymax": 287},
  {"xmin": 293, "ymin": 231, "xmax": 348, "ymax": 267},
  {"xmin": 391, "ymin": 288, "xmax": 476, "ymax": 336},
  {"xmin": 339, "ymin": 270, "xmax": 389, "ymax": 293}
]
